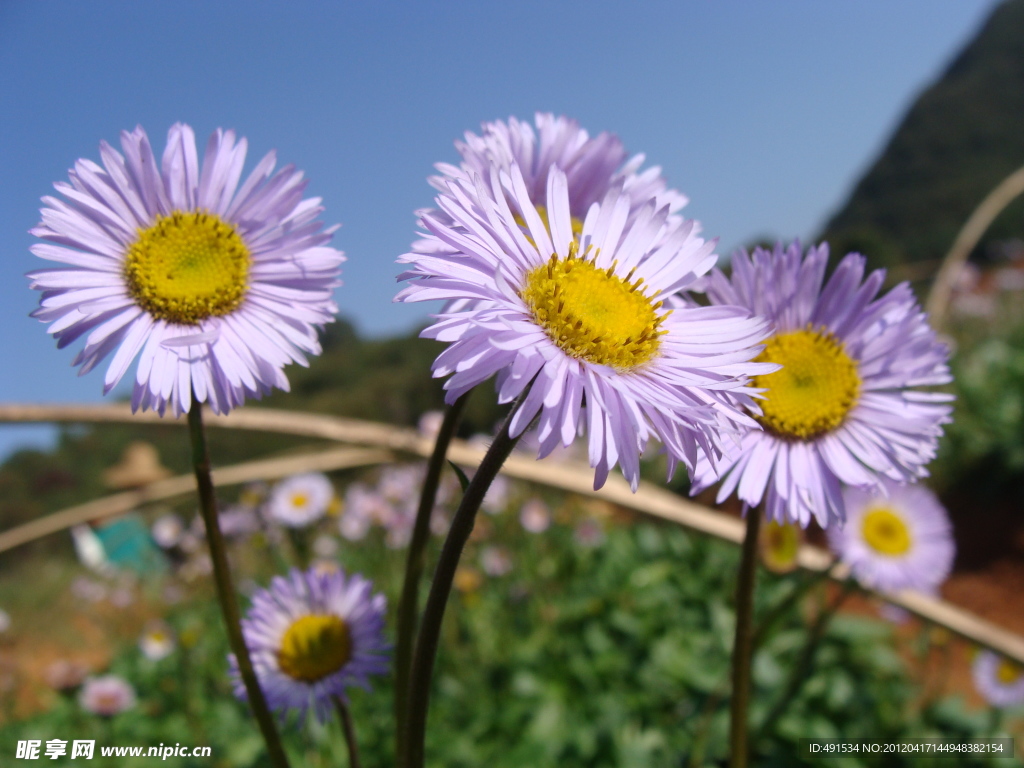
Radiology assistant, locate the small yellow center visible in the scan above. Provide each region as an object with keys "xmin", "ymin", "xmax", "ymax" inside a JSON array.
[
  {"xmin": 124, "ymin": 210, "xmax": 250, "ymax": 325},
  {"xmin": 277, "ymin": 614, "xmax": 352, "ymax": 683},
  {"xmin": 752, "ymin": 327, "xmax": 860, "ymax": 440},
  {"xmin": 861, "ymin": 507, "xmax": 912, "ymax": 556},
  {"xmin": 997, "ymin": 659, "xmax": 1023, "ymax": 685},
  {"xmin": 762, "ymin": 520, "xmax": 800, "ymax": 572},
  {"xmin": 291, "ymin": 493, "xmax": 309, "ymax": 509},
  {"xmin": 521, "ymin": 243, "xmax": 667, "ymax": 371}
]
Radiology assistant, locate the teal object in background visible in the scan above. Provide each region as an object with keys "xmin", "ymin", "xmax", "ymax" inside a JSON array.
[{"xmin": 94, "ymin": 514, "xmax": 166, "ymax": 574}]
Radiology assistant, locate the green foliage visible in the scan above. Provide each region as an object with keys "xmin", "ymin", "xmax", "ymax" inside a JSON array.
[
  {"xmin": 1, "ymin": 510, "xmax": 1010, "ymax": 768},
  {"xmin": 939, "ymin": 323, "xmax": 1024, "ymax": 484}
]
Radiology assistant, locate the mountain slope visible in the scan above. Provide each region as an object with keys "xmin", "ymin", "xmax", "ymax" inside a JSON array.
[{"xmin": 822, "ymin": 0, "xmax": 1024, "ymax": 270}]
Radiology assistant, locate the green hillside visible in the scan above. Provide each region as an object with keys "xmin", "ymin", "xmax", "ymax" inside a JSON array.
[{"xmin": 822, "ymin": 0, "xmax": 1024, "ymax": 272}]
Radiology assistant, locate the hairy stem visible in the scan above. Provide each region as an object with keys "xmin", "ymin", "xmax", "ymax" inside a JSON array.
[
  {"xmin": 394, "ymin": 394, "xmax": 468, "ymax": 765},
  {"xmin": 187, "ymin": 400, "xmax": 291, "ymax": 768},
  {"xmin": 729, "ymin": 507, "xmax": 762, "ymax": 768},
  {"xmin": 403, "ymin": 406, "xmax": 523, "ymax": 768}
]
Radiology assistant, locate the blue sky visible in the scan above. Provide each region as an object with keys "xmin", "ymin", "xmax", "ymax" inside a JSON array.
[{"xmin": 0, "ymin": 0, "xmax": 1000, "ymax": 459}]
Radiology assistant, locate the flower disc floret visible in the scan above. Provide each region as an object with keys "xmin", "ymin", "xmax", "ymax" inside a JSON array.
[
  {"xmin": 124, "ymin": 210, "xmax": 250, "ymax": 325},
  {"xmin": 997, "ymin": 659, "xmax": 1022, "ymax": 685},
  {"xmin": 277, "ymin": 614, "xmax": 352, "ymax": 683},
  {"xmin": 753, "ymin": 327, "xmax": 860, "ymax": 439},
  {"xmin": 860, "ymin": 507, "xmax": 912, "ymax": 556},
  {"xmin": 521, "ymin": 246, "xmax": 667, "ymax": 371}
]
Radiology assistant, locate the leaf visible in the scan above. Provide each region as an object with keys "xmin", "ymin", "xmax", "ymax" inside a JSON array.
[{"xmin": 448, "ymin": 460, "xmax": 471, "ymax": 493}]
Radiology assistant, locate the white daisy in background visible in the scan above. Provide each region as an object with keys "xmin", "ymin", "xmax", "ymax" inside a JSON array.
[
  {"xmin": 482, "ymin": 474, "xmax": 511, "ymax": 515},
  {"xmin": 231, "ymin": 567, "xmax": 389, "ymax": 722},
  {"xmin": 397, "ymin": 158, "xmax": 772, "ymax": 491},
  {"xmin": 28, "ymin": 123, "xmax": 344, "ymax": 416},
  {"xmin": 265, "ymin": 472, "xmax": 335, "ymax": 528},
  {"xmin": 480, "ymin": 546, "xmax": 513, "ymax": 577},
  {"xmin": 150, "ymin": 513, "xmax": 185, "ymax": 549},
  {"xmin": 139, "ymin": 621, "xmax": 176, "ymax": 661},
  {"xmin": 973, "ymin": 650, "xmax": 1024, "ymax": 708},
  {"xmin": 192, "ymin": 504, "xmax": 261, "ymax": 540},
  {"xmin": 79, "ymin": 675, "xmax": 137, "ymax": 717},
  {"xmin": 339, "ymin": 483, "xmax": 386, "ymax": 541},
  {"xmin": 377, "ymin": 464, "xmax": 423, "ymax": 505},
  {"xmin": 827, "ymin": 480, "xmax": 955, "ymax": 593},
  {"xmin": 519, "ymin": 497, "xmax": 552, "ymax": 534},
  {"xmin": 693, "ymin": 242, "xmax": 953, "ymax": 528}
]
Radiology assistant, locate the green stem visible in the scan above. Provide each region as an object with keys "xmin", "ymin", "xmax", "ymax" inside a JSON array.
[
  {"xmin": 335, "ymin": 696, "xmax": 363, "ymax": 768},
  {"xmin": 755, "ymin": 581, "xmax": 854, "ymax": 743},
  {"xmin": 395, "ymin": 395, "xmax": 468, "ymax": 766},
  {"xmin": 187, "ymin": 400, "xmax": 291, "ymax": 768},
  {"xmin": 729, "ymin": 506, "xmax": 762, "ymax": 768},
  {"xmin": 287, "ymin": 527, "xmax": 310, "ymax": 569},
  {"xmin": 403, "ymin": 406, "xmax": 523, "ymax": 768}
]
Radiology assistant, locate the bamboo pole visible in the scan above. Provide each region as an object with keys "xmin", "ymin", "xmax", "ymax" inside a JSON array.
[
  {"xmin": 3, "ymin": 402, "xmax": 1024, "ymax": 664},
  {"xmin": 0, "ymin": 445, "xmax": 391, "ymax": 554},
  {"xmin": 925, "ymin": 163, "xmax": 1024, "ymax": 330}
]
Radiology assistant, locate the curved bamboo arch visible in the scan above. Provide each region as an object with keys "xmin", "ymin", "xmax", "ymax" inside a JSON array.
[
  {"xmin": 925, "ymin": 162, "xmax": 1024, "ymax": 330},
  {"xmin": 2, "ymin": 402, "xmax": 1023, "ymax": 665}
]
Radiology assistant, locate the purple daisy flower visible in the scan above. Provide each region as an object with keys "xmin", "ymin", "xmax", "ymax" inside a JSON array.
[
  {"xmin": 407, "ymin": 114, "xmax": 689, "ymax": 295},
  {"xmin": 692, "ymin": 242, "xmax": 953, "ymax": 528},
  {"xmin": 265, "ymin": 472, "xmax": 335, "ymax": 529},
  {"xmin": 230, "ymin": 567, "xmax": 388, "ymax": 723},
  {"xmin": 972, "ymin": 650, "xmax": 1024, "ymax": 708},
  {"xmin": 438, "ymin": 112, "xmax": 687, "ymax": 222},
  {"xmin": 827, "ymin": 480, "xmax": 955, "ymax": 593},
  {"xmin": 397, "ymin": 158, "xmax": 773, "ymax": 491},
  {"xmin": 28, "ymin": 123, "xmax": 344, "ymax": 416}
]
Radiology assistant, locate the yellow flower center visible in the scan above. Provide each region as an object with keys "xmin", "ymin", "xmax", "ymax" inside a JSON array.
[
  {"xmin": 762, "ymin": 520, "xmax": 801, "ymax": 572},
  {"xmin": 861, "ymin": 507, "xmax": 912, "ymax": 556},
  {"xmin": 123, "ymin": 210, "xmax": 250, "ymax": 325},
  {"xmin": 752, "ymin": 327, "xmax": 860, "ymax": 439},
  {"xmin": 997, "ymin": 658, "xmax": 1023, "ymax": 685},
  {"xmin": 521, "ymin": 243, "xmax": 667, "ymax": 371},
  {"xmin": 277, "ymin": 614, "xmax": 352, "ymax": 683},
  {"xmin": 291, "ymin": 492, "xmax": 309, "ymax": 509}
]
